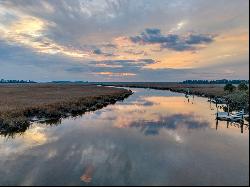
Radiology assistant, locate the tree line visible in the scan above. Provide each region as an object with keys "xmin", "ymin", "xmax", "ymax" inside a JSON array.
[
  {"xmin": 182, "ymin": 79, "xmax": 249, "ymax": 84},
  {"xmin": 0, "ymin": 79, "xmax": 37, "ymax": 83}
]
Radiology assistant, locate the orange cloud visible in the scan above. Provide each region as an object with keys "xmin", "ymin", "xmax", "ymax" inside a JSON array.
[
  {"xmin": 145, "ymin": 29, "xmax": 249, "ymax": 69},
  {"xmin": 92, "ymin": 72, "xmax": 136, "ymax": 77},
  {"xmin": 0, "ymin": 16, "xmax": 91, "ymax": 58}
]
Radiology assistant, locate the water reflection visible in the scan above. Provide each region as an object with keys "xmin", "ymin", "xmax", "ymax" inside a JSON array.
[
  {"xmin": 80, "ymin": 165, "xmax": 94, "ymax": 183},
  {"xmin": 215, "ymin": 119, "xmax": 249, "ymax": 134},
  {"xmin": 130, "ymin": 114, "xmax": 209, "ymax": 136},
  {"xmin": 0, "ymin": 88, "xmax": 248, "ymax": 186},
  {"xmin": 0, "ymin": 118, "xmax": 62, "ymax": 138}
]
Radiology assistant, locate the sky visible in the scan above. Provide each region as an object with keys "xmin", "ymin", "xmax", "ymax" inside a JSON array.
[{"xmin": 0, "ymin": 0, "xmax": 249, "ymax": 82}]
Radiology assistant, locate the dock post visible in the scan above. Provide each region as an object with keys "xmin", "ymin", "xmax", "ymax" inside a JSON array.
[
  {"xmin": 216, "ymin": 99, "xmax": 219, "ymax": 116},
  {"xmin": 209, "ymin": 97, "xmax": 212, "ymax": 109},
  {"xmin": 240, "ymin": 123, "xmax": 244, "ymax": 134}
]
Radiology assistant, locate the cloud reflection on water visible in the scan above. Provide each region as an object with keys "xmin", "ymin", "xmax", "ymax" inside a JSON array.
[
  {"xmin": 0, "ymin": 89, "xmax": 248, "ymax": 186},
  {"xmin": 130, "ymin": 114, "xmax": 209, "ymax": 136}
]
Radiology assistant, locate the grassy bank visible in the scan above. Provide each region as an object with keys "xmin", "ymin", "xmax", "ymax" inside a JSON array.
[
  {"xmin": 98, "ymin": 82, "xmax": 226, "ymax": 97},
  {"xmin": 0, "ymin": 84, "xmax": 133, "ymax": 135},
  {"xmin": 98, "ymin": 82, "xmax": 249, "ymax": 112}
]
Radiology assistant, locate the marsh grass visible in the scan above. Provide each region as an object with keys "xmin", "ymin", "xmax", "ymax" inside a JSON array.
[
  {"xmin": 0, "ymin": 84, "xmax": 132, "ymax": 135},
  {"xmin": 100, "ymin": 83, "xmax": 226, "ymax": 97}
]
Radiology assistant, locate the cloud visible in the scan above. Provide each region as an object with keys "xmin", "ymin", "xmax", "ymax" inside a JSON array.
[
  {"xmin": 89, "ymin": 59, "xmax": 156, "ymax": 69},
  {"xmin": 93, "ymin": 48, "xmax": 102, "ymax": 55},
  {"xmin": 0, "ymin": 14, "xmax": 91, "ymax": 58},
  {"xmin": 144, "ymin": 28, "xmax": 161, "ymax": 35},
  {"xmin": 92, "ymin": 48, "xmax": 115, "ymax": 57},
  {"xmin": 65, "ymin": 59, "xmax": 157, "ymax": 75},
  {"xmin": 124, "ymin": 49, "xmax": 148, "ymax": 56},
  {"xmin": 91, "ymin": 72, "xmax": 136, "ymax": 77},
  {"xmin": 0, "ymin": 0, "xmax": 248, "ymax": 81},
  {"xmin": 186, "ymin": 34, "xmax": 214, "ymax": 45},
  {"xmin": 104, "ymin": 59, "xmax": 156, "ymax": 71},
  {"xmin": 130, "ymin": 28, "xmax": 215, "ymax": 51},
  {"xmin": 105, "ymin": 43, "xmax": 117, "ymax": 48},
  {"xmin": 130, "ymin": 28, "xmax": 176, "ymax": 44}
]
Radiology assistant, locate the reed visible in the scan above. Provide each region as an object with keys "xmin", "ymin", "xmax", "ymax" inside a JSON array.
[{"xmin": 0, "ymin": 84, "xmax": 133, "ymax": 135}]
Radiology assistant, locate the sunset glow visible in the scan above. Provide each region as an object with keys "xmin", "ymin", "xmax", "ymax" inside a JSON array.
[{"xmin": 0, "ymin": 0, "xmax": 249, "ymax": 81}]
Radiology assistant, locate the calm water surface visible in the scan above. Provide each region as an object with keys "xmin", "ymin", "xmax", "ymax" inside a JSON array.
[{"xmin": 0, "ymin": 88, "xmax": 249, "ymax": 186}]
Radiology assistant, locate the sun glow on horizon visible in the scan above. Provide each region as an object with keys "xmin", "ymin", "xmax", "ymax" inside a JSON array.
[{"xmin": 0, "ymin": 0, "xmax": 248, "ymax": 80}]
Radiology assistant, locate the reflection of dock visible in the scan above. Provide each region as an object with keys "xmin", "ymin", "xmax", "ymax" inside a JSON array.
[
  {"xmin": 183, "ymin": 93, "xmax": 249, "ymax": 133},
  {"xmin": 209, "ymin": 97, "xmax": 249, "ymax": 134},
  {"xmin": 184, "ymin": 92, "xmax": 195, "ymax": 104},
  {"xmin": 208, "ymin": 97, "xmax": 249, "ymax": 126},
  {"xmin": 215, "ymin": 119, "xmax": 249, "ymax": 134},
  {"xmin": 216, "ymin": 111, "xmax": 247, "ymax": 123}
]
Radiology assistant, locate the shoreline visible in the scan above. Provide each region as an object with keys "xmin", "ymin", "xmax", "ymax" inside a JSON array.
[
  {"xmin": 97, "ymin": 83, "xmax": 249, "ymax": 113},
  {"xmin": 0, "ymin": 85, "xmax": 133, "ymax": 136},
  {"xmin": 96, "ymin": 83, "xmax": 225, "ymax": 98}
]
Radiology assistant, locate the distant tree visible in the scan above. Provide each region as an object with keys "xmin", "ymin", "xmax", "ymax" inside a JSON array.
[
  {"xmin": 224, "ymin": 83, "xmax": 236, "ymax": 93},
  {"xmin": 0, "ymin": 79, "xmax": 36, "ymax": 84},
  {"xmin": 238, "ymin": 82, "xmax": 249, "ymax": 91}
]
